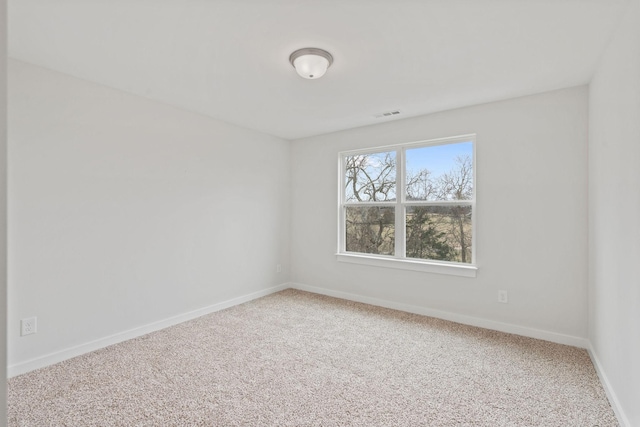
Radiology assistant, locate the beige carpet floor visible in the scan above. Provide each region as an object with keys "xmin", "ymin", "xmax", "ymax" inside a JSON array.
[{"xmin": 9, "ymin": 289, "xmax": 618, "ymax": 426}]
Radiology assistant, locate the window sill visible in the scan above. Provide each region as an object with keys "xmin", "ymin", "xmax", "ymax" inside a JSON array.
[{"xmin": 335, "ymin": 253, "xmax": 477, "ymax": 277}]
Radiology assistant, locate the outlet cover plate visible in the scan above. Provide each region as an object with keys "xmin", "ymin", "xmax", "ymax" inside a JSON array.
[
  {"xmin": 498, "ymin": 290, "xmax": 509, "ymax": 304},
  {"xmin": 21, "ymin": 317, "xmax": 37, "ymax": 336}
]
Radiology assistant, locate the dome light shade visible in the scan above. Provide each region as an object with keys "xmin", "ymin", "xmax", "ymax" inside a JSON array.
[{"xmin": 289, "ymin": 48, "xmax": 333, "ymax": 79}]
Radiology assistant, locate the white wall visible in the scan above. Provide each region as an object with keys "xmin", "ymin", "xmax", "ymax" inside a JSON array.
[
  {"xmin": 291, "ymin": 87, "xmax": 589, "ymax": 343},
  {"xmin": 588, "ymin": 0, "xmax": 640, "ymax": 424},
  {"xmin": 7, "ymin": 60, "xmax": 290, "ymax": 370},
  {"xmin": 1, "ymin": 0, "xmax": 7, "ymax": 420}
]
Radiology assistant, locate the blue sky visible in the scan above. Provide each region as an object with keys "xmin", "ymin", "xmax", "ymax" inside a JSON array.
[{"xmin": 406, "ymin": 141, "xmax": 473, "ymax": 178}]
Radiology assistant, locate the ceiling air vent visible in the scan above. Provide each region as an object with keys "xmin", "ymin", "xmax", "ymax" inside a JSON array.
[{"xmin": 375, "ymin": 110, "xmax": 401, "ymax": 118}]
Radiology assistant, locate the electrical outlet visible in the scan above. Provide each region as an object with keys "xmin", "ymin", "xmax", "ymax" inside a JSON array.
[
  {"xmin": 276, "ymin": 264, "xmax": 282, "ymax": 273},
  {"xmin": 498, "ymin": 290, "xmax": 508, "ymax": 304},
  {"xmin": 21, "ymin": 317, "xmax": 37, "ymax": 336}
]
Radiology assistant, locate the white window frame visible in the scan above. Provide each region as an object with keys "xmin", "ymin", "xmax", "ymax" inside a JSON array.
[{"xmin": 336, "ymin": 134, "xmax": 477, "ymax": 277}]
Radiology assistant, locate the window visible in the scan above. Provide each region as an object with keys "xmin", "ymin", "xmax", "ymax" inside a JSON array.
[{"xmin": 338, "ymin": 135, "xmax": 476, "ymax": 277}]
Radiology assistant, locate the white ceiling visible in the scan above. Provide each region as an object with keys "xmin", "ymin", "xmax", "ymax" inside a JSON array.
[{"xmin": 8, "ymin": 0, "xmax": 628, "ymax": 140}]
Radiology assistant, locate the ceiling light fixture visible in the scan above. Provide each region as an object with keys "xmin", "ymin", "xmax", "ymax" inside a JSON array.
[{"xmin": 289, "ymin": 48, "xmax": 333, "ymax": 80}]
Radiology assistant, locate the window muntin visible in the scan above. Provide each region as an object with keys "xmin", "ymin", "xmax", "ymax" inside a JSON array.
[{"xmin": 339, "ymin": 135, "xmax": 475, "ymax": 267}]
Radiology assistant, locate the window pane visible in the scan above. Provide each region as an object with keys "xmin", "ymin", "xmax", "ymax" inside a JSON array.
[
  {"xmin": 346, "ymin": 206, "xmax": 395, "ymax": 255},
  {"xmin": 345, "ymin": 151, "xmax": 396, "ymax": 202},
  {"xmin": 406, "ymin": 205, "xmax": 472, "ymax": 263},
  {"xmin": 405, "ymin": 142, "xmax": 473, "ymax": 201}
]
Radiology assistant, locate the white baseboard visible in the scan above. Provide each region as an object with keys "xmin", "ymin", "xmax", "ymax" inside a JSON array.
[
  {"xmin": 289, "ymin": 282, "xmax": 590, "ymax": 349},
  {"xmin": 8, "ymin": 283, "xmax": 289, "ymax": 378},
  {"xmin": 9, "ymin": 281, "xmax": 589, "ymax": 376},
  {"xmin": 587, "ymin": 344, "xmax": 630, "ymax": 427}
]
